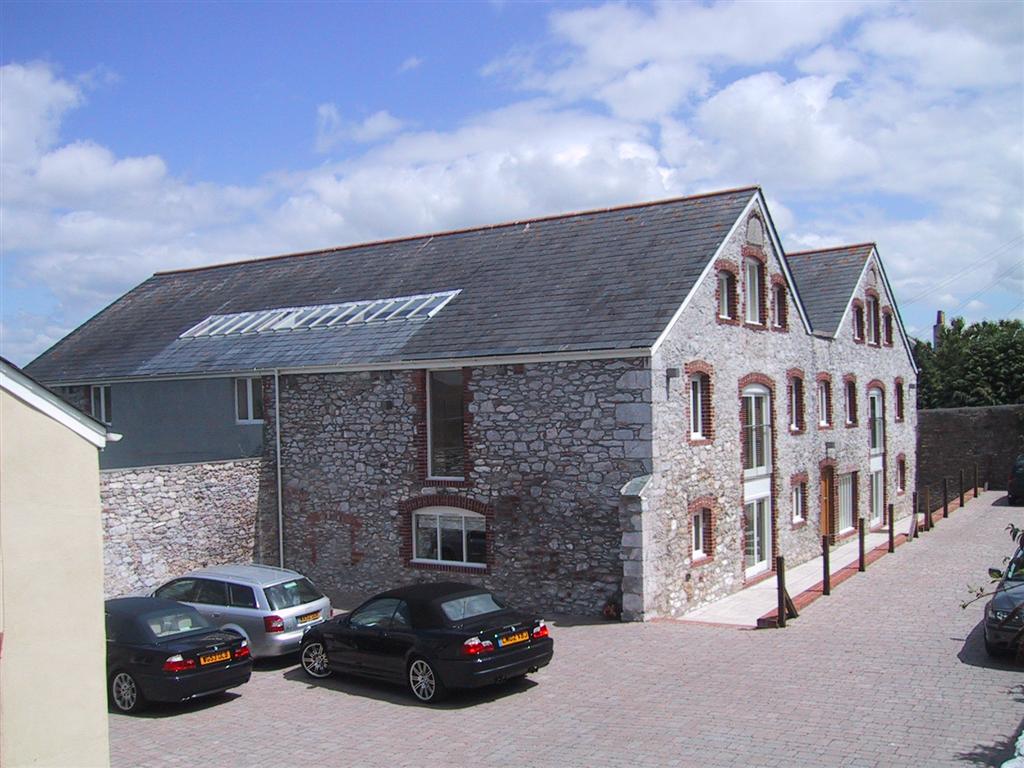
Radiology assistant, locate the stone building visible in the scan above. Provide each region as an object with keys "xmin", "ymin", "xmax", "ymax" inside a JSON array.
[{"xmin": 26, "ymin": 186, "xmax": 918, "ymax": 619}]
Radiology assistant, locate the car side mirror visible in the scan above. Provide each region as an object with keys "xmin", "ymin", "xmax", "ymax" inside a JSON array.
[{"xmin": 989, "ymin": 568, "xmax": 1004, "ymax": 580}]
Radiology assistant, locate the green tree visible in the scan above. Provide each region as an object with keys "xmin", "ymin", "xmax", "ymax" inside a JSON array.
[{"xmin": 913, "ymin": 318, "xmax": 1024, "ymax": 408}]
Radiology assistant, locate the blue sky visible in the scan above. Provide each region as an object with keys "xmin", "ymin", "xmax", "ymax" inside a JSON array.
[{"xmin": 2, "ymin": 1, "xmax": 1022, "ymax": 365}]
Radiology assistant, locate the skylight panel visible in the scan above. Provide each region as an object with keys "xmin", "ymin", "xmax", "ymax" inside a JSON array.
[{"xmin": 178, "ymin": 290, "xmax": 460, "ymax": 340}]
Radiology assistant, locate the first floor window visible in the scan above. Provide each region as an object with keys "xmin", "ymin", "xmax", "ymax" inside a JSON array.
[
  {"xmin": 772, "ymin": 284, "xmax": 787, "ymax": 329},
  {"xmin": 690, "ymin": 373, "xmax": 711, "ymax": 439},
  {"xmin": 792, "ymin": 482, "xmax": 807, "ymax": 523},
  {"xmin": 883, "ymin": 312, "xmax": 894, "ymax": 346},
  {"xmin": 895, "ymin": 380, "xmax": 905, "ymax": 421},
  {"xmin": 428, "ymin": 369, "xmax": 465, "ymax": 478},
  {"xmin": 235, "ymin": 378, "xmax": 264, "ymax": 423},
  {"xmin": 853, "ymin": 304, "xmax": 865, "ymax": 341},
  {"xmin": 90, "ymin": 384, "xmax": 112, "ymax": 424},
  {"xmin": 692, "ymin": 508, "xmax": 712, "ymax": 559},
  {"xmin": 818, "ymin": 379, "xmax": 832, "ymax": 427},
  {"xmin": 413, "ymin": 508, "xmax": 486, "ymax": 566},
  {"xmin": 845, "ymin": 379, "xmax": 858, "ymax": 425},
  {"xmin": 869, "ymin": 389, "xmax": 884, "ymax": 452},
  {"xmin": 789, "ymin": 377, "xmax": 805, "ymax": 431},
  {"xmin": 742, "ymin": 386, "xmax": 771, "ymax": 476}
]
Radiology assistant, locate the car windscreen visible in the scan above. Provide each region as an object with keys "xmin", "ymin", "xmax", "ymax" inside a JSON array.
[
  {"xmin": 439, "ymin": 592, "xmax": 504, "ymax": 623},
  {"xmin": 138, "ymin": 607, "xmax": 212, "ymax": 641},
  {"xmin": 264, "ymin": 578, "xmax": 323, "ymax": 610}
]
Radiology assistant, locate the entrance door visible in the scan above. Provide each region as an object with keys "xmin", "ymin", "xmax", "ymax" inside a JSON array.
[
  {"xmin": 744, "ymin": 498, "xmax": 771, "ymax": 577},
  {"xmin": 820, "ymin": 467, "xmax": 835, "ymax": 538},
  {"xmin": 838, "ymin": 473, "xmax": 855, "ymax": 532}
]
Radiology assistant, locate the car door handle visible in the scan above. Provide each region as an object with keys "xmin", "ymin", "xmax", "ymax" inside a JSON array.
[{"xmin": 210, "ymin": 613, "xmax": 222, "ymax": 619}]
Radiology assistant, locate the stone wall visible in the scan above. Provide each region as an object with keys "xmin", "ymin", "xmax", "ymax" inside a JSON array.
[
  {"xmin": 102, "ymin": 459, "xmax": 260, "ymax": 596},
  {"xmin": 257, "ymin": 359, "xmax": 651, "ymax": 616},
  {"xmin": 917, "ymin": 405, "xmax": 1024, "ymax": 508},
  {"xmin": 644, "ymin": 199, "xmax": 918, "ymax": 619}
]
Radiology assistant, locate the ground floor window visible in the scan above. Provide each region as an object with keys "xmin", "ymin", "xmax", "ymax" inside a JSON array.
[
  {"xmin": 869, "ymin": 470, "xmax": 884, "ymax": 525},
  {"xmin": 897, "ymin": 457, "xmax": 907, "ymax": 493},
  {"xmin": 792, "ymin": 482, "xmax": 807, "ymax": 524},
  {"xmin": 838, "ymin": 472, "xmax": 857, "ymax": 532},
  {"xmin": 413, "ymin": 508, "xmax": 485, "ymax": 567},
  {"xmin": 744, "ymin": 498, "xmax": 771, "ymax": 576}
]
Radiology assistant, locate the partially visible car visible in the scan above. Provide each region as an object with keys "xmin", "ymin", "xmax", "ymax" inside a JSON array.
[
  {"xmin": 984, "ymin": 548, "xmax": 1024, "ymax": 657},
  {"xmin": 153, "ymin": 564, "xmax": 331, "ymax": 658},
  {"xmin": 105, "ymin": 597, "xmax": 252, "ymax": 713},
  {"xmin": 299, "ymin": 581, "xmax": 553, "ymax": 703},
  {"xmin": 1007, "ymin": 455, "xmax": 1024, "ymax": 506}
]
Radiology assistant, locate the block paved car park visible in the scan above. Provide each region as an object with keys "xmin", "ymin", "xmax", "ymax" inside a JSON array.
[{"xmin": 110, "ymin": 491, "xmax": 1024, "ymax": 768}]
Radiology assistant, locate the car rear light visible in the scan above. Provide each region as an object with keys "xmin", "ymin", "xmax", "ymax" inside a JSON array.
[
  {"xmin": 462, "ymin": 636, "xmax": 495, "ymax": 656},
  {"xmin": 162, "ymin": 654, "xmax": 196, "ymax": 673},
  {"xmin": 264, "ymin": 615, "xmax": 285, "ymax": 633},
  {"xmin": 234, "ymin": 640, "xmax": 251, "ymax": 660},
  {"xmin": 532, "ymin": 620, "xmax": 549, "ymax": 640}
]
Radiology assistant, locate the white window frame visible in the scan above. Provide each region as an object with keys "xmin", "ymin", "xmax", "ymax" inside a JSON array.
[
  {"xmin": 411, "ymin": 506, "xmax": 486, "ymax": 568},
  {"xmin": 744, "ymin": 259, "xmax": 763, "ymax": 325},
  {"xmin": 717, "ymin": 271, "xmax": 734, "ymax": 319},
  {"xmin": 818, "ymin": 380, "xmax": 831, "ymax": 427},
  {"xmin": 792, "ymin": 483, "xmax": 806, "ymax": 523},
  {"xmin": 90, "ymin": 384, "xmax": 112, "ymax": 425},
  {"xmin": 838, "ymin": 473, "xmax": 855, "ymax": 533},
  {"xmin": 690, "ymin": 374, "xmax": 706, "ymax": 439},
  {"xmin": 426, "ymin": 370, "xmax": 465, "ymax": 481},
  {"xmin": 772, "ymin": 284, "xmax": 786, "ymax": 329},
  {"xmin": 743, "ymin": 497, "xmax": 772, "ymax": 577},
  {"xmin": 868, "ymin": 388, "xmax": 884, "ymax": 454},
  {"xmin": 789, "ymin": 377, "xmax": 803, "ymax": 431},
  {"xmin": 869, "ymin": 470, "xmax": 884, "ymax": 525},
  {"xmin": 235, "ymin": 378, "xmax": 264, "ymax": 424},
  {"xmin": 742, "ymin": 385, "xmax": 771, "ymax": 479},
  {"xmin": 866, "ymin": 296, "xmax": 878, "ymax": 344},
  {"xmin": 692, "ymin": 510, "xmax": 706, "ymax": 559}
]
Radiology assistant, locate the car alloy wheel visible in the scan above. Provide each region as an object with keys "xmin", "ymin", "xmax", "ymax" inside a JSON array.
[
  {"xmin": 408, "ymin": 658, "xmax": 443, "ymax": 703},
  {"xmin": 300, "ymin": 641, "xmax": 332, "ymax": 679},
  {"xmin": 110, "ymin": 671, "xmax": 143, "ymax": 713}
]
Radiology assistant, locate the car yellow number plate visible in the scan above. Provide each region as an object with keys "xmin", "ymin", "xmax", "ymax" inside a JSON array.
[
  {"xmin": 498, "ymin": 631, "xmax": 529, "ymax": 647},
  {"xmin": 298, "ymin": 610, "xmax": 320, "ymax": 624},
  {"xmin": 199, "ymin": 650, "xmax": 231, "ymax": 666}
]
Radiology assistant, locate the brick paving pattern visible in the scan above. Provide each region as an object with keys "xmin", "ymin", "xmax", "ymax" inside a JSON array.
[{"xmin": 110, "ymin": 491, "xmax": 1023, "ymax": 767}]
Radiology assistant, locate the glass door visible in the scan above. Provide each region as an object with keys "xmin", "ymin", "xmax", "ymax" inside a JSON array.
[
  {"xmin": 869, "ymin": 471, "xmax": 884, "ymax": 526},
  {"xmin": 838, "ymin": 473, "xmax": 855, "ymax": 532},
  {"xmin": 744, "ymin": 498, "xmax": 771, "ymax": 576}
]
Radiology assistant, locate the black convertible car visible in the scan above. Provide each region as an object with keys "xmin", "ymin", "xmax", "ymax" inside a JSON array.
[
  {"xmin": 105, "ymin": 597, "xmax": 253, "ymax": 713},
  {"xmin": 299, "ymin": 582, "xmax": 554, "ymax": 702}
]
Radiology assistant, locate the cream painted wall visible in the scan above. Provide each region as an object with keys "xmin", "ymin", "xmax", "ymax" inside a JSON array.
[{"xmin": 0, "ymin": 389, "xmax": 110, "ymax": 767}]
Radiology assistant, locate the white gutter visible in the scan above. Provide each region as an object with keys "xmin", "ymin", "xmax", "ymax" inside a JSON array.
[{"xmin": 274, "ymin": 369, "xmax": 284, "ymax": 568}]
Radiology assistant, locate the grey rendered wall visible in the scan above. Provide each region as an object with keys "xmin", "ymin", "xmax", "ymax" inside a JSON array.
[{"xmin": 98, "ymin": 378, "xmax": 263, "ymax": 468}]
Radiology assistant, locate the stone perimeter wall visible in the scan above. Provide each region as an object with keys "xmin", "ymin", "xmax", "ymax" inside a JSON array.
[
  {"xmin": 917, "ymin": 404, "xmax": 1024, "ymax": 505},
  {"xmin": 101, "ymin": 459, "xmax": 260, "ymax": 596},
  {"xmin": 256, "ymin": 358, "xmax": 651, "ymax": 616}
]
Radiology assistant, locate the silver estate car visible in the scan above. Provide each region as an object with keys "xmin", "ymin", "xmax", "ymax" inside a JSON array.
[{"xmin": 153, "ymin": 564, "xmax": 331, "ymax": 658}]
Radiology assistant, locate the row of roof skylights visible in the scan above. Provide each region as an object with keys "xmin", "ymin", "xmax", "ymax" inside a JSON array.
[{"xmin": 179, "ymin": 290, "xmax": 460, "ymax": 339}]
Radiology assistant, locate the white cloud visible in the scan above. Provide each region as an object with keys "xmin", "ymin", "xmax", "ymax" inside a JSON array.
[
  {"xmin": 315, "ymin": 104, "xmax": 404, "ymax": 152},
  {"xmin": 398, "ymin": 56, "xmax": 423, "ymax": 73},
  {"xmin": 2, "ymin": 1, "xmax": 1022, "ymax": 364}
]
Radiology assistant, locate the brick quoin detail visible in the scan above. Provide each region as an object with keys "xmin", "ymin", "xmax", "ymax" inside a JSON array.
[
  {"xmin": 714, "ymin": 259, "xmax": 740, "ymax": 326},
  {"xmin": 737, "ymin": 373, "xmax": 778, "ymax": 583},
  {"xmin": 688, "ymin": 495, "xmax": 717, "ymax": 565},
  {"xmin": 684, "ymin": 360, "xmax": 715, "ymax": 444},
  {"xmin": 397, "ymin": 494, "xmax": 495, "ymax": 574},
  {"xmin": 413, "ymin": 368, "xmax": 474, "ymax": 488}
]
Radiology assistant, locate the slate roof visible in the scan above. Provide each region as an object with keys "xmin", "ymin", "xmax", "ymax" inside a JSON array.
[
  {"xmin": 26, "ymin": 187, "xmax": 758, "ymax": 383},
  {"xmin": 785, "ymin": 244, "xmax": 874, "ymax": 337}
]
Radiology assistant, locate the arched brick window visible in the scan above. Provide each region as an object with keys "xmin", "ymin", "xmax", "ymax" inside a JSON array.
[
  {"xmin": 686, "ymin": 361, "xmax": 715, "ymax": 443},
  {"xmin": 398, "ymin": 495, "xmax": 494, "ymax": 573},
  {"xmin": 851, "ymin": 300, "xmax": 865, "ymax": 342},
  {"xmin": 716, "ymin": 261, "xmax": 739, "ymax": 323}
]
